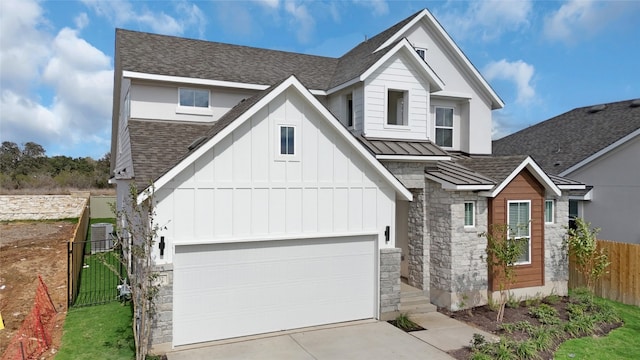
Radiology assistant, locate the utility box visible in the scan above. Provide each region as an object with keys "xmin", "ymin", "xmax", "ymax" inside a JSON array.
[{"xmin": 91, "ymin": 223, "xmax": 114, "ymax": 254}]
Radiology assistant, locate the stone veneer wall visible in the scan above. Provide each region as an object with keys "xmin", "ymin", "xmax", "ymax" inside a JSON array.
[
  {"xmin": 149, "ymin": 264, "xmax": 173, "ymax": 353},
  {"xmin": 408, "ymin": 189, "xmax": 429, "ymax": 292},
  {"xmin": 0, "ymin": 194, "xmax": 88, "ymax": 221},
  {"xmin": 426, "ymin": 180, "xmax": 489, "ymax": 310},
  {"xmin": 379, "ymin": 248, "xmax": 401, "ymax": 319}
]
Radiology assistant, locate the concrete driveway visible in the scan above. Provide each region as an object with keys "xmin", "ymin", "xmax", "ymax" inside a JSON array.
[{"xmin": 166, "ymin": 320, "xmax": 455, "ymax": 360}]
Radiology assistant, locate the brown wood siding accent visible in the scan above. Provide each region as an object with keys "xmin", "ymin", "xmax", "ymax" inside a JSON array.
[{"xmin": 489, "ymin": 169, "xmax": 545, "ymax": 291}]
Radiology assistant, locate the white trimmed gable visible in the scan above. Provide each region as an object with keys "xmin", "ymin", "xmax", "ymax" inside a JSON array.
[{"xmin": 150, "ymin": 79, "xmax": 408, "ymax": 264}]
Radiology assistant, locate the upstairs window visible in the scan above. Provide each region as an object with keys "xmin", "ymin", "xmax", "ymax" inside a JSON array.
[
  {"xmin": 435, "ymin": 107, "xmax": 453, "ymax": 147},
  {"xmin": 508, "ymin": 201, "xmax": 531, "ymax": 264},
  {"xmin": 415, "ymin": 47, "xmax": 427, "ymax": 60},
  {"xmin": 280, "ymin": 126, "xmax": 295, "ymax": 155},
  {"xmin": 179, "ymin": 88, "xmax": 209, "ymax": 108},
  {"xmin": 387, "ymin": 90, "xmax": 408, "ymax": 126},
  {"xmin": 346, "ymin": 93, "xmax": 354, "ymax": 127}
]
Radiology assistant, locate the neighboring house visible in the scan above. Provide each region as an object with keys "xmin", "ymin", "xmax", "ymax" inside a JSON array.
[
  {"xmin": 110, "ymin": 9, "xmax": 584, "ymax": 350},
  {"xmin": 493, "ymin": 99, "xmax": 640, "ymax": 244}
]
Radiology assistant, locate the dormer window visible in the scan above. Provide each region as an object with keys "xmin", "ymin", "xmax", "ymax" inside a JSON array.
[
  {"xmin": 179, "ymin": 88, "xmax": 209, "ymax": 108},
  {"xmin": 435, "ymin": 107, "xmax": 453, "ymax": 147},
  {"xmin": 387, "ymin": 90, "xmax": 408, "ymax": 126}
]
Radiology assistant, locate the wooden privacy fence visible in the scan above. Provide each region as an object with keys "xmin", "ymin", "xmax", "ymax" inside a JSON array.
[
  {"xmin": 569, "ymin": 239, "xmax": 640, "ymax": 306},
  {"xmin": 67, "ymin": 203, "xmax": 90, "ymax": 307}
]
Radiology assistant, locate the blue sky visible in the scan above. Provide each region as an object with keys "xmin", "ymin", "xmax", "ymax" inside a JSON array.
[{"xmin": 1, "ymin": 0, "xmax": 639, "ymax": 159}]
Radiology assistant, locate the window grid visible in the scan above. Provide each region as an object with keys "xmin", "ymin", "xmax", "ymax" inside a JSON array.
[
  {"xmin": 435, "ymin": 107, "xmax": 453, "ymax": 147},
  {"xmin": 508, "ymin": 200, "xmax": 531, "ymax": 264},
  {"xmin": 280, "ymin": 126, "xmax": 295, "ymax": 155},
  {"xmin": 179, "ymin": 88, "xmax": 209, "ymax": 108},
  {"xmin": 464, "ymin": 202, "xmax": 475, "ymax": 227},
  {"xmin": 545, "ymin": 200, "xmax": 554, "ymax": 224}
]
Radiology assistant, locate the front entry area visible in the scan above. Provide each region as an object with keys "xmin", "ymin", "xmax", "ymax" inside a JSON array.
[{"xmin": 172, "ymin": 236, "xmax": 377, "ymax": 346}]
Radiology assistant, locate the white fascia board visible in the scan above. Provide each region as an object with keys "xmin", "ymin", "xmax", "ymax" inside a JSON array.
[
  {"xmin": 375, "ymin": 10, "xmax": 503, "ymax": 109},
  {"xmin": 431, "ymin": 90, "xmax": 473, "ymax": 100},
  {"xmin": 376, "ymin": 155, "xmax": 451, "ymax": 162},
  {"xmin": 123, "ymin": 70, "xmax": 327, "ymax": 95},
  {"xmin": 138, "ymin": 75, "xmax": 413, "ymax": 203},
  {"xmin": 424, "ymin": 174, "xmax": 494, "ymax": 191},
  {"xmin": 486, "ymin": 157, "xmax": 561, "ymax": 198},
  {"xmin": 175, "ymin": 230, "xmax": 381, "ymax": 246},
  {"xmin": 361, "ymin": 40, "xmax": 445, "ymax": 92},
  {"xmin": 558, "ymin": 184, "xmax": 586, "ymax": 190},
  {"xmin": 325, "ymin": 77, "xmax": 361, "ymax": 95},
  {"xmin": 569, "ymin": 189, "xmax": 593, "ymax": 201},
  {"xmin": 559, "ymin": 129, "xmax": 640, "ymax": 177}
]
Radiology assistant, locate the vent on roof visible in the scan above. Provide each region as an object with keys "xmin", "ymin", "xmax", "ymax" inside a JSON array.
[
  {"xmin": 630, "ymin": 99, "xmax": 640, "ymax": 108},
  {"xmin": 587, "ymin": 104, "xmax": 606, "ymax": 113},
  {"xmin": 188, "ymin": 136, "xmax": 207, "ymax": 151}
]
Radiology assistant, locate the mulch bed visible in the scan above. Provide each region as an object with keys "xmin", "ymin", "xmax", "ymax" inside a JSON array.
[{"xmin": 438, "ymin": 296, "xmax": 623, "ymax": 360}]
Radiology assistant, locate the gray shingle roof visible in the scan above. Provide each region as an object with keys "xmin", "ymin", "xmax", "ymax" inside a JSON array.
[
  {"xmin": 455, "ymin": 155, "xmax": 529, "ymax": 184},
  {"xmin": 357, "ymin": 136, "xmax": 448, "ymax": 157},
  {"xmin": 425, "ymin": 161, "xmax": 495, "ymax": 186},
  {"xmin": 114, "ymin": 10, "xmax": 424, "ymax": 92},
  {"xmin": 129, "ymin": 119, "xmax": 212, "ymax": 190},
  {"xmin": 116, "ymin": 29, "xmax": 338, "ymax": 90},
  {"xmin": 493, "ymin": 99, "xmax": 640, "ymax": 175}
]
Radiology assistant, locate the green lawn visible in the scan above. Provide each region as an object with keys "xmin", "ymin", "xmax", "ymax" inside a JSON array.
[
  {"xmin": 554, "ymin": 297, "xmax": 640, "ymax": 359},
  {"xmin": 56, "ymin": 302, "xmax": 135, "ymax": 360}
]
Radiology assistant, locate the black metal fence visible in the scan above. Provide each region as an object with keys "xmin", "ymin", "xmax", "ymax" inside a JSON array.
[{"xmin": 68, "ymin": 238, "xmax": 126, "ymax": 307}]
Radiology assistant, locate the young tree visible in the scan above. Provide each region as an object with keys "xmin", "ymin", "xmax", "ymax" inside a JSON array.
[
  {"xmin": 481, "ymin": 223, "xmax": 527, "ymax": 322},
  {"xmin": 566, "ymin": 218, "xmax": 610, "ymax": 294},
  {"xmin": 109, "ymin": 183, "xmax": 164, "ymax": 360}
]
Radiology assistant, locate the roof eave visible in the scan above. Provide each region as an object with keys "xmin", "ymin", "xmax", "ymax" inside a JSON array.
[
  {"xmin": 424, "ymin": 174, "xmax": 494, "ymax": 191},
  {"xmin": 376, "ymin": 155, "xmax": 451, "ymax": 162},
  {"xmin": 137, "ymin": 75, "xmax": 413, "ymax": 203},
  {"xmin": 483, "ymin": 157, "xmax": 562, "ymax": 198},
  {"xmin": 559, "ymin": 129, "xmax": 640, "ymax": 176}
]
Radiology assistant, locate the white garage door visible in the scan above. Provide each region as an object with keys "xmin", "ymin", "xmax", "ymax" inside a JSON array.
[{"xmin": 173, "ymin": 236, "xmax": 376, "ymax": 346}]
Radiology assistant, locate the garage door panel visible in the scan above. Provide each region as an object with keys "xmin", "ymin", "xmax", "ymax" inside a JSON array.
[{"xmin": 174, "ymin": 236, "xmax": 376, "ymax": 345}]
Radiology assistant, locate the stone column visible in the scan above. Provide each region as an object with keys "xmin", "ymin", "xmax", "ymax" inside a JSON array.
[
  {"xmin": 407, "ymin": 189, "xmax": 429, "ymax": 293},
  {"xmin": 379, "ymin": 248, "xmax": 401, "ymax": 319},
  {"xmin": 149, "ymin": 264, "xmax": 173, "ymax": 353}
]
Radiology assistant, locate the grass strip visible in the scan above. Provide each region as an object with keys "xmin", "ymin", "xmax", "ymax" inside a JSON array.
[{"xmin": 56, "ymin": 302, "xmax": 134, "ymax": 360}]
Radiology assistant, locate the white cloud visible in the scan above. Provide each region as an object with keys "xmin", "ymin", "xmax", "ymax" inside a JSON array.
[
  {"xmin": 543, "ymin": 0, "xmax": 640, "ymax": 44},
  {"xmin": 0, "ymin": 0, "xmax": 51, "ymax": 95},
  {"xmin": 437, "ymin": 0, "xmax": 532, "ymax": 41},
  {"xmin": 80, "ymin": 0, "xmax": 206, "ymax": 36},
  {"xmin": 352, "ymin": 0, "xmax": 389, "ymax": 16},
  {"xmin": 284, "ymin": 0, "xmax": 315, "ymax": 43},
  {"xmin": 0, "ymin": 0, "xmax": 113, "ymax": 158},
  {"xmin": 255, "ymin": 0, "xmax": 279, "ymax": 9},
  {"xmin": 483, "ymin": 59, "xmax": 535, "ymax": 104}
]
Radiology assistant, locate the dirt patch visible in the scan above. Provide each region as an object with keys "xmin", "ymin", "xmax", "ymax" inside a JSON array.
[{"xmin": 0, "ymin": 221, "xmax": 76, "ymax": 358}]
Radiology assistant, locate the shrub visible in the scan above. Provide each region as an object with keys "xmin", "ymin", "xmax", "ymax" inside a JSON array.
[{"xmin": 529, "ymin": 304, "xmax": 560, "ymax": 325}]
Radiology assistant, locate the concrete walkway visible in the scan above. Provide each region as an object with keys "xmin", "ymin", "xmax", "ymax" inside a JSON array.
[{"xmin": 167, "ymin": 314, "xmax": 496, "ymax": 360}]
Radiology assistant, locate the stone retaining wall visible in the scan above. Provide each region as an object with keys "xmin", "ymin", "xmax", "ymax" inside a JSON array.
[{"xmin": 0, "ymin": 195, "xmax": 88, "ymax": 221}]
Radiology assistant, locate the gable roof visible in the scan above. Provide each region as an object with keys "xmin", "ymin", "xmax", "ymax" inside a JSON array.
[
  {"xmin": 136, "ymin": 75, "xmax": 413, "ymax": 203},
  {"xmin": 424, "ymin": 160, "xmax": 495, "ymax": 190},
  {"xmin": 456, "ymin": 155, "xmax": 571, "ymax": 197},
  {"xmin": 493, "ymin": 99, "xmax": 640, "ymax": 176},
  {"xmin": 375, "ymin": 9, "xmax": 504, "ymax": 110}
]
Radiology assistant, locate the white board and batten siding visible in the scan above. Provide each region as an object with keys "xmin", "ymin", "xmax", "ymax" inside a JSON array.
[
  {"xmin": 363, "ymin": 53, "xmax": 430, "ymax": 140},
  {"xmin": 403, "ymin": 21, "xmax": 494, "ymax": 154},
  {"xmin": 152, "ymin": 88, "xmax": 396, "ymax": 264}
]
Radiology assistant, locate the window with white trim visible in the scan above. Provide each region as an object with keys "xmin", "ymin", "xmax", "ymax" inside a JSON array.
[
  {"xmin": 346, "ymin": 93, "xmax": 354, "ymax": 127},
  {"xmin": 545, "ymin": 200, "xmax": 554, "ymax": 224},
  {"xmin": 415, "ymin": 47, "xmax": 427, "ymax": 60},
  {"xmin": 508, "ymin": 200, "xmax": 531, "ymax": 264},
  {"xmin": 279, "ymin": 125, "xmax": 295, "ymax": 155},
  {"xmin": 179, "ymin": 88, "xmax": 209, "ymax": 108},
  {"xmin": 387, "ymin": 90, "xmax": 408, "ymax": 126},
  {"xmin": 464, "ymin": 202, "xmax": 475, "ymax": 227},
  {"xmin": 435, "ymin": 107, "xmax": 453, "ymax": 147}
]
